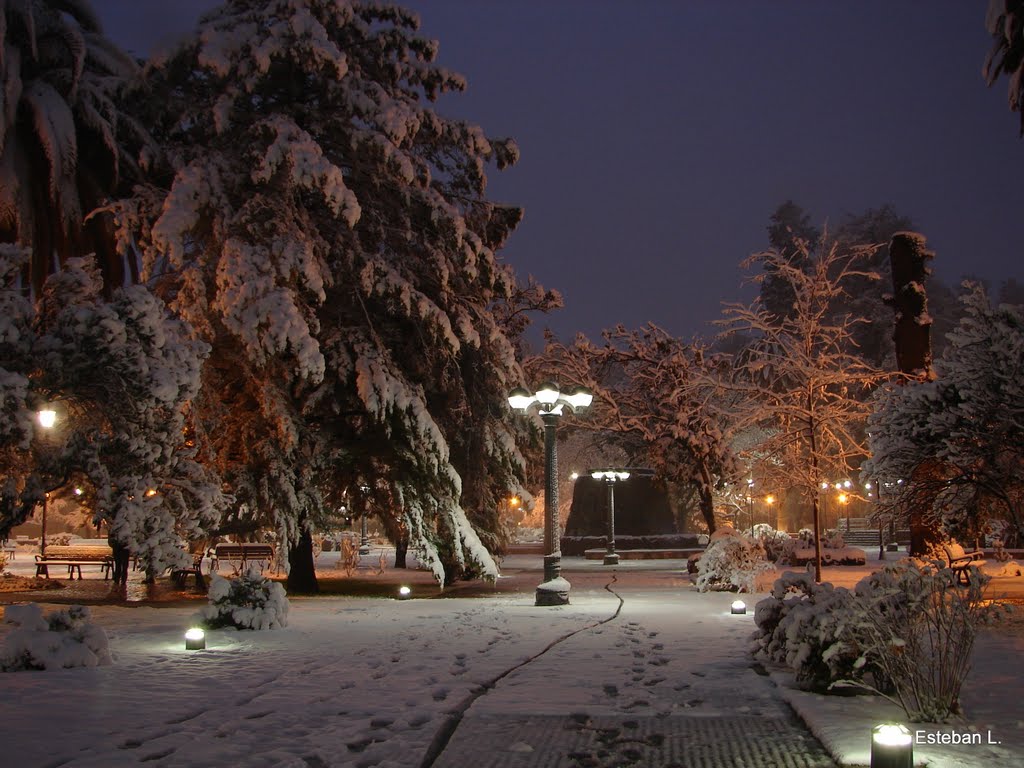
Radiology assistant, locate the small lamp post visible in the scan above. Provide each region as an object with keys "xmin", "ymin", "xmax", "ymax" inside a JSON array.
[
  {"xmin": 508, "ymin": 382, "xmax": 592, "ymax": 606},
  {"xmin": 765, "ymin": 494, "xmax": 776, "ymax": 531},
  {"xmin": 746, "ymin": 478, "xmax": 754, "ymax": 534},
  {"xmin": 359, "ymin": 484, "xmax": 371, "ymax": 555},
  {"xmin": 36, "ymin": 408, "xmax": 58, "ymax": 556},
  {"xmin": 591, "ymin": 469, "xmax": 630, "ymax": 565}
]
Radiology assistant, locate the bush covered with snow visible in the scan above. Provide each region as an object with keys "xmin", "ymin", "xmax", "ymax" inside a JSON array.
[
  {"xmin": 1, "ymin": 604, "xmax": 111, "ymax": 671},
  {"xmin": 754, "ymin": 561, "xmax": 1001, "ymax": 721},
  {"xmin": 752, "ymin": 572, "xmax": 861, "ymax": 691},
  {"xmin": 199, "ymin": 568, "xmax": 289, "ymax": 630},
  {"xmin": 694, "ymin": 527, "xmax": 776, "ymax": 593}
]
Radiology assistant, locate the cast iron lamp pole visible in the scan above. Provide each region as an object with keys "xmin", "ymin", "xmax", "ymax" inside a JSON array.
[
  {"xmin": 591, "ymin": 469, "xmax": 630, "ymax": 565},
  {"xmin": 36, "ymin": 408, "xmax": 58, "ymax": 556},
  {"xmin": 359, "ymin": 484, "xmax": 371, "ymax": 555},
  {"xmin": 508, "ymin": 382, "xmax": 592, "ymax": 606}
]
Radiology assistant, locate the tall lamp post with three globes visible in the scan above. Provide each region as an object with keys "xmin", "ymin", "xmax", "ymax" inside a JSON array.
[{"xmin": 508, "ymin": 382, "xmax": 592, "ymax": 606}]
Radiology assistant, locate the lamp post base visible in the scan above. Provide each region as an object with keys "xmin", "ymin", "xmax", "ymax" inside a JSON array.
[
  {"xmin": 603, "ymin": 552, "xmax": 620, "ymax": 565},
  {"xmin": 535, "ymin": 586, "xmax": 570, "ymax": 606}
]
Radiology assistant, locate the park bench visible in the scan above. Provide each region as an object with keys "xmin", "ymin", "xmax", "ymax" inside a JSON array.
[
  {"xmin": 209, "ymin": 543, "xmax": 275, "ymax": 574},
  {"xmin": 170, "ymin": 552, "xmax": 207, "ymax": 589},
  {"xmin": 35, "ymin": 546, "xmax": 114, "ymax": 580},
  {"xmin": 943, "ymin": 542, "xmax": 985, "ymax": 585}
]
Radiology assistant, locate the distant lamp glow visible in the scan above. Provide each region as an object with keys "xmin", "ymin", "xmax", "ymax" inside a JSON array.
[
  {"xmin": 397, "ymin": 585, "xmax": 412, "ymax": 600},
  {"xmin": 871, "ymin": 723, "xmax": 912, "ymax": 768},
  {"xmin": 731, "ymin": 600, "xmax": 747, "ymax": 615},
  {"xmin": 74, "ymin": 487, "xmax": 83, "ymax": 496},
  {"xmin": 184, "ymin": 627, "xmax": 206, "ymax": 650},
  {"xmin": 570, "ymin": 472, "xmax": 579, "ymax": 480},
  {"xmin": 37, "ymin": 409, "xmax": 57, "ymax": 429},
  {"xmin": 765, "ymin": 495, "xmax": 775, "ymax": 505},
  {"xmin": 837, "ymin": 493, "xmax": 848, "ymax": 504},
  {"xmin": 145, "ymin": 489, "xmax": 158, "ymax": 498}
]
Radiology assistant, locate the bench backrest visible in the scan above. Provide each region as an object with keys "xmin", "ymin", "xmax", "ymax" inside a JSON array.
[
  {"xmin": 214, "ymin": 544, "xmax": 274, "ymax": 557},
  {"xmin": 42, "ymin": 545, "xmax": 113, "ymax": 560}
]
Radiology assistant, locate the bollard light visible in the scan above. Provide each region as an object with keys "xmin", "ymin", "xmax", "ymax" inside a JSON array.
[
  {"xmin": 731, "ymin": 600, "xmax": 747, "ymax": 615},
  {"xmin": 871, "ymin": 723, "xmax": 913, "ymax": 768},
  {"xmin": 184, "ymin": 627, "xmax": 206, "ymax": 650},
  {"xmin": 397, "ymin": 585, "xmax": 412, "ymax": 600}
]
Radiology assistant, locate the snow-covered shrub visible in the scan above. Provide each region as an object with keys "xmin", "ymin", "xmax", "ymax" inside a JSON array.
[
  {"xmin": 845, "ymin": 562, "xmax": 995, "ymax": 721},
  {"xmin": 695, "ymin": 528, "xmax": 776, "ymax": 592},
  {"xmin": 755, "ymin": 561, "xmax": 1000, "ymax": 720},
  {"xmin": 1, "ymin": 604, "xmax": 111, "ymax": 671},
  {"xmin": 199, "ymin": 568, "xmax": 289, "ymax": 630},
  {"xmin": 756, "ymin": 528, "xmax": 797, "ymax": 563},
  {"xmin": 752, "ymin": 572, "xmax": 861, "ymax": 691}
]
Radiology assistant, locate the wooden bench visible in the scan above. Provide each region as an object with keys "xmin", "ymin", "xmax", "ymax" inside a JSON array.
[
  {"xmin": 209, "ymin": 543, "xmax": 275, "ymax": 573},
  {"xmin": 943, "ymin": 543, "xmax": 985, "ymax": 585},
  {"xmin": 35, "ymin": 553, "xmax": 113, "ymax": 580},
  {"xmin": 171, "ymin": 553, "xmax": 207, "ymax": 589}
]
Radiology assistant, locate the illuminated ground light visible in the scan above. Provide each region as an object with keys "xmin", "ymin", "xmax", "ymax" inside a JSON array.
[
  {"xmin": 397, "ymin": 585, "xmax": 412, "ymax": 600},
  {"xmin": 871, "ymin": 723, "xmax": 913, "ymax": 768},
  {"xmin": 184, "ymin": 627, "xmax": 206, "ymax": 650},
  {"xmin": 730, "ymin": 600, "xmax": 747, "ymax": 615}
]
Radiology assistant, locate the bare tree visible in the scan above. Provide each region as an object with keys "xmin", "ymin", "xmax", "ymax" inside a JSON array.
[
  {"xmin": 718, "ymin": 235, "xmax": 888, "ymax": 580},
  {"xmin": 535, "ymin": 325, "xmax": 738, "ymax": 534}
]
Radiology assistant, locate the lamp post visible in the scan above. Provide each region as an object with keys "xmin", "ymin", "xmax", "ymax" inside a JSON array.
[
  {"xmin": 508, "ymin": 382, "xmax": 592, "ymax": 606},
  {"xmin": 746, "ymin": 479, "xmax": 754, "ymax": 535},
  {"xmin": 591, "ymin": 469, "xmax": 630, "ymax": 565},
  {"xmin": 765, "ymin": 494, "xmax": 776, "ymax": 531},
  {"xmin": 36, "ymin": 408, "xmax": 58, "ymax": 556},
  {"xmin": 359, "ymin": 484, "xmax": 370, "ymax": 555}
]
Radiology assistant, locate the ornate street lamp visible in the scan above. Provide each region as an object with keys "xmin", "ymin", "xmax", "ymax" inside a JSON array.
[
  {"xmin": 591, "ymin": 469, "xmax": 630, "ymax": 565},
  {"xmin": 508, "ymin": 382, "xmax": 592, "ymax": 606},
  {"xmin": 36, "ymin": 408, "xmax": 59, "ymax": 556}
]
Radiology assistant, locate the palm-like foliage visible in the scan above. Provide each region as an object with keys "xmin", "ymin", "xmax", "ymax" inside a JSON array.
[
  {"xmin": 0, "ymin": 0, "xmax": 145, "ymax": 295},
  {"xmin": 984, "ymin": 0, "xmax": 1024, "ymax": 135}
]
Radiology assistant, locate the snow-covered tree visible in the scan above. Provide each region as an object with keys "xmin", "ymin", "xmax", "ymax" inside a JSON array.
[
  {"xmin": 0, "ymin": 0, "xmax": 149, "ymax": 294},
  {"xmin": 538, "ymin": 324, "xmax": 738, "ymax": 533},
  {"xmin": 0, "ymin": 246, "xmax": 226, "ymax": 573},
  {"xmin": 718, "ymin": 235, "xmax": 888, "ymax": 581},
  {"xmin": 114, "ymin": 0, "xmax": 532, "ymax": 588},
  {"xmin": 864, "ymin": 285, "xmax": 1024, "ymax": 544},
  {"xmin": 984, "ymin": 0, "xmax": 1024, "ymax": 135}
]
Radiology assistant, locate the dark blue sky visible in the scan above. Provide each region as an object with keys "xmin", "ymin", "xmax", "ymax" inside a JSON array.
[{"xmin": 93, "ymin": 0, "xmax": 1023, "ymax": 343}]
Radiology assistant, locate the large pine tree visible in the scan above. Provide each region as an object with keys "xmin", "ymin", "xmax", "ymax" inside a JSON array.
[{"xmin": 115, "ymin": 0, "xmax": 533, "ymax": 589}]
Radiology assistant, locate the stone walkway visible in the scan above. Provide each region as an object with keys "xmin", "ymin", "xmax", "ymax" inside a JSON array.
[{"xmin": 435, "ymin": 713, "xmax": 837, "ymax": 768}]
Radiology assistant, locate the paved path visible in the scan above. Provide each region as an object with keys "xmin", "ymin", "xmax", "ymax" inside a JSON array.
[{"xmin": 430, "ymin": 568, "xmax": 838, "ymax": 768}]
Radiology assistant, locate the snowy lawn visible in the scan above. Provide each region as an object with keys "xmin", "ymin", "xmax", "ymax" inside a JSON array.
[{"xmin": 0, "ymin": 554, "xmax": 1021, "ymax": 767}]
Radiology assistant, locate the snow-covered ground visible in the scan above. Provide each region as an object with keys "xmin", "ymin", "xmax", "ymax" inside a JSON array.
[{"xmin": 1, "ymin": 551, "xmax": 1022, "ymax": 767}]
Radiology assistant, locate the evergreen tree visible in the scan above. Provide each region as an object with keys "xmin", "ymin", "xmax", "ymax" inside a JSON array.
[
  {"xmin": 0, "ymin": 0, "xmax": 149, "ymax": 294},
  {"xmin": 761, "ymin": 201, "xmax": 818, "ymax": 322},
  {"xmin": 984, "ymin": 0, "xmax": 1024, "ymax": 135},
  {"xmin": 864, "ymin": 285, "xmax": 1024, "ymax": 544},
  {"xmin": 114, "ymin": 0, "xmax": 532, "ymax": 588},
  {"xmin": 0, "ymin": 246, "xmax": 226, "ymax": 573}
]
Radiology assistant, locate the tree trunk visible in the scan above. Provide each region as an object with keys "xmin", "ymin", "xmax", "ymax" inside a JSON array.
[
  {"xmin": 287, "ymin": 526, "xmax": 319, "ymax": 594},
  {"xmin": 394, "ymin": 536, "xmax": 408, "ymax": 569},
  {"xmin": 698, "ymin": 474, "xmax": 717, "ymax": 534},
  {"xmin": 888, "ymin": 232, "xmax": 936, "ymax": 556}
]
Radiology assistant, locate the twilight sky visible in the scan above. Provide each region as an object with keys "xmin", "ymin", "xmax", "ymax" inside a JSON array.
[{"xmin": 92, "ymin": 0, "xmax": 1023, "ymax": 343}]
